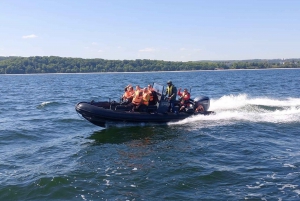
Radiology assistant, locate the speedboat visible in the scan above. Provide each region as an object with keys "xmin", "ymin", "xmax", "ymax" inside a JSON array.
[{"xmin": 75, "ymin": 83, "xmax": 214, "ymax": 128}]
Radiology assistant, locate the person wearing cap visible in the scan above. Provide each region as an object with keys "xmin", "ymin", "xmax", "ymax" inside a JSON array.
[
  {"xmin": 165, "ymin": 80, "xmax": 177, "ymax": 113},
  {"xmin": 177, "ymin": 88, "xmax": 191, "ymax": 112}
]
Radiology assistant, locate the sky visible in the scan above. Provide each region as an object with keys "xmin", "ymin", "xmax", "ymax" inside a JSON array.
[{"xmin": 1, "ymin": 0, "xmax": 300, "ymax": 61}]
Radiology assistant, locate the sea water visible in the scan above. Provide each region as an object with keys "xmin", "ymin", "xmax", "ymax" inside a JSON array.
[{"xmin": 0, "ymin": 69, "xmax": 300, "ymax": 200}]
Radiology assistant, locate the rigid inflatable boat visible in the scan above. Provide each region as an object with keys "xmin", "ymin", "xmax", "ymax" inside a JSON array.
[{"xmin": 75, "ymin": 83, "xmax": 214, "ymax": 128}]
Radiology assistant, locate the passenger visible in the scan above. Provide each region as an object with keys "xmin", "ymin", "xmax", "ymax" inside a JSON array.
[
  {"xmin": 122, "ymin": 86, "xmax": 134, "ymax": 105},
  {"xmin": 147, "ymin": 84, "xmax": 158, "ymax": 105},
  {"xmin": 128, "ymin": 86, "xmax": 135, "ymax": 95},
  {"xmin": 124, "ymin": 84, "xmax": 132, "ymax": 92},
  {"xmin": 135, "ymin": 85, "xmax": 142, "ymax": 93},
  {"xmin": 126, "ymin": 85, "xmax": 143, "ymax": 111},
  {"xmin": 177, "ymin": 88, "xmax": 191, "ymax": 112},
  {"xmin": 138, "ymin": 88, "xmax": 150, "ymax": 112},
  {"xmin": 165, "ymin": 80, "xmax": 177, "ymax": 113},
  {"xmin": 121, "ymin": 84, "xmax": 131, "ymax": 102}
]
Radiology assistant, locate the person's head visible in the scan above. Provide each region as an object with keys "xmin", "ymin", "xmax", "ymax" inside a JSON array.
[
  {"xmin": 136, "ymin": 85, "xmax": 140, "ymax": 90},
  {"xmin": 129, "ymin": 86, "xmax": 133, "ymax": 91},
  {"xmin": 143, "ymin": 87, "xmax": 148, "ymax": 92},
  {"xmin": 167, "ymin": 80, "xmax": 172, "ymax": 86},
  {"xmin": 148, "ymin": 84, "xmax": 152, "ymax": 89},
  {"xmin": 184, "ymin": 88, "xmax": 188, "ymax": 92}
]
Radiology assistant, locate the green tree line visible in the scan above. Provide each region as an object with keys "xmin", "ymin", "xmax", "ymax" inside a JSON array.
[{"xmin": 0, "ymin": 56, "xmax": 299, "ymax": 74}]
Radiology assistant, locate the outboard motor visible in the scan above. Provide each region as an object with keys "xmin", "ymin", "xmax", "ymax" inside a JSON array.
[{"xmin": 193, "ymin": 96, "xmax": 210, "ymax": 112}]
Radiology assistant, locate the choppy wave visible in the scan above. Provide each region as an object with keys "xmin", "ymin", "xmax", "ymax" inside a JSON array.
[
  {"xmin": 170, "ymin": 94, "xmax": 300, "ymax": 126},
  {"xmin": 36, "ymin": 101, "xmax": 60, "ymax": 109}
]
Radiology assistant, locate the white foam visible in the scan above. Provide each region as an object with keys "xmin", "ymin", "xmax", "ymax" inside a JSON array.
[
  {"xmin": 278, "ymin": 184, "xmax": 298, "ymax": 190},
  {"xmin": 103, "ymin": 179, "xmax": 110, "ymax": 186},
  {"xmin": 246, "ymin": 183, "xmax": 264, "ymax": 189},
  {"xmin": 210, "ymin": 94, "xmax": 249, "ymax": 111},
  {"xmin": 211, "ymin": 95, "xmax": 300, "ymax": 111},
  {"xmin": 267, "ymin": 173, "xmax": 276, "ymax": 179},
  {"xmin": 41, "ymin": 101, "xmax": 53, "ymax": 106},
  {"xmin": 294, "ymin": 189, "xmax": 300, "ymax": 195},
  {"xmin": 283, "ymin": 164, "xmax": 297, "ymax": 168},
  {"xmin": 37, "ymin": 101, "xmax": 55, "ymax": 109},
  {"xmin": 169, "ymin": 94, "xmax": 300, "ymax": 127}
]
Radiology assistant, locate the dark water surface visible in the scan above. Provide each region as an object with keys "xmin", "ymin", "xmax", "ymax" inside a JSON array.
[{"xmin": 1, "ymin": 69, "xmax": 300, "ymax": 200}]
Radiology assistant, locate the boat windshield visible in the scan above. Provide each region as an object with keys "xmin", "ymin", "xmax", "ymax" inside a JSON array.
[{"xmin": 153, "ymin": 83, "xmax": 164, "ymax": 95}]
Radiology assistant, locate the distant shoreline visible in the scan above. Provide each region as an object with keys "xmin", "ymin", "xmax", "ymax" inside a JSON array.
[
  {"xmin": 1, "ymin": 56, "xmax": 299, "ymax": 74},
  {"xmin": 1, "ymin": 67, "xmax": 299, "ymax": 76}
]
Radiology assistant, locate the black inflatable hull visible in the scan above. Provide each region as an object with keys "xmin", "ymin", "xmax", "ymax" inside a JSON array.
[{"xmin": 75, "ymin": 102, "xmax": 213, "ymax": 128}]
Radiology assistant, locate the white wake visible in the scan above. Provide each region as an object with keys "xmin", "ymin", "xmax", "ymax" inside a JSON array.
[{"xmin": 169, "ymin": 94, "xmax": 300, "ymax": 126}]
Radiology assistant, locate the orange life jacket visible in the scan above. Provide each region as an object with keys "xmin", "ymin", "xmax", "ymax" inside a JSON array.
[
  {"xmin": 142, "ymin": 93, "xmax": 150, "ymax": 106},
  {"xmin": 148, "ymin": 90, "xmax": 154, "ymax": 101},
  {"xmin": 178, "ymin": 91, "xmax": 190, "ymax": 105},
  {"xmin": 181, "ymin": 92, "xmax": 190, "ymax": 101},
  {"xmin": 132, "ymin": 91, "xmax": 143, "ymax": 105}
]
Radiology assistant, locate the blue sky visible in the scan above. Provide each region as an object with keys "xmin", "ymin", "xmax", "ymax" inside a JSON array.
[{"xmin": 1, "ymin": 0, "xmax": 299, "ymax": 61}]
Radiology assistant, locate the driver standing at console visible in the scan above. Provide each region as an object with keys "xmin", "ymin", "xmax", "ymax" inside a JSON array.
[{"xmin": 165, "ymin": 80, "xmax": 177, "ymax": 113}]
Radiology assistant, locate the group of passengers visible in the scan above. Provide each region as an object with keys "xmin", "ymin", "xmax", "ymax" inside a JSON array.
[
  {"xmin": 121, "ymin": 80, "xmax": 195, "ymax": 113},
  {"xmin": 121, "ymin": 84, "xmax": 158, "ymax": 112}
]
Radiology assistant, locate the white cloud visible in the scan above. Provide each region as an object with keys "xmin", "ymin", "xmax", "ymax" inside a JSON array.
[
  {"xmin": 92, "ymin": 42, "xmax": 98, "ymax": 45},
  {"xmin": 98, "ymin": 50, "xmax": 103, "ymax": 53},
  {"xmin": 22, "ymin": 34, "xmax": 38, "ymax": 39},
  {"xmin": 139, "ymin": 48, "xmax": 155, "ymax": 52},
  {"xmin": 180, "ymin": 48, "xmax": 186, "ymax": 51}
]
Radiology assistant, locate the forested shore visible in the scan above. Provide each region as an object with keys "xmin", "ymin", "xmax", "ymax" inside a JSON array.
[{"xmin": 0, "ymin": 56, "xmax": 299, "ymax": 74}]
